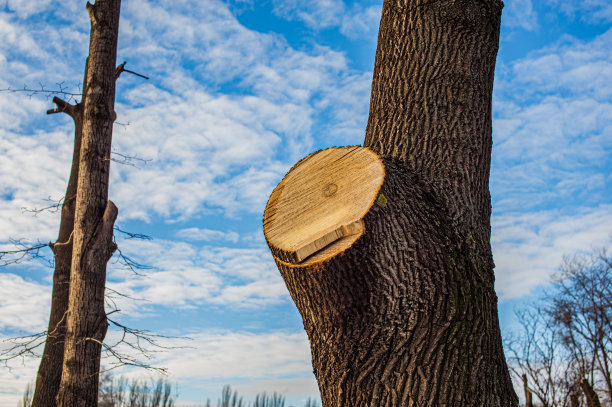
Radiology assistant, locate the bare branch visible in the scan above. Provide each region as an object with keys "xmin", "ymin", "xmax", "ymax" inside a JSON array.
[
  {"xmin": 2, "ymin": 305, "xmax": 187, "ymax": 375},
  {"xmin": 116, "ymin": 61, "xmax": 149, "ymax": 80},
  {"xmin": 0, "ymin": 238, "xmax": 52, "ymax": 267},
  {"xmin": 108, "ymin": 150, "xmax": 152, "ymax": 168},
  {"xmin": 21, "ymin": 195, "xmax": 64, "ymax": 216},
  {"xmin": 112, "ymin": 246, "xmax": 152, "ymax": 276},
  {"xmin": 0, "ymin": 83, "xmax": 81, "ymax": 101},
  {"xmin": 114, "ymin": 227, "xmax": 152, "ymax": 241},
  {"xmin": 46, "ymin": 96, "xmax": 79, "ymax": 119},
  {"xmin": 97, "ymin": 318, "xmax": 189, "ymax": 374},
  {"xmin": 0, "ymin": 332, "xmax": 46, "ymax": 367}
]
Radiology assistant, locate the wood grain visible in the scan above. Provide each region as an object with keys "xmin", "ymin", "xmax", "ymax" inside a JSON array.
[{"xmin": 264, "ymin": 146, "xmax": 384, "ymax": 264}]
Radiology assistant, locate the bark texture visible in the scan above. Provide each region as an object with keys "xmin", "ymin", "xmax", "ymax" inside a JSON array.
[
  {"xmin": 365, "ymin": 0, "xmax": 502, "ymax": 248},
  {"xmin": 32, "ymin": 63, "xmax": 87, "ymax": 407},
  {"xmin": 266, "ymin": 0, "xmax": 517, "ymax": 405},
  {"xmin": 274, "ymin": 158, "xmax": 516, "ymax": 406},
  {"xmin": 56, "ymin": 1, "xmax": 120, "ymax": 405}
]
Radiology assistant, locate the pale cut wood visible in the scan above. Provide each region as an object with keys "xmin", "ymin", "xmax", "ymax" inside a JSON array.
[{"xmin": 264, "ymin": 146, "xmax": 384, "ymax": 264}]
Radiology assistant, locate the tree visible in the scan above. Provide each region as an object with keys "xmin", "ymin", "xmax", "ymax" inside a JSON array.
[
  {"xmin": 548, "ymin": 249, "xmax": 611, "ymax": 405},
  {"xmin": 504, "ymin": 306, "xmax": 574, "ymax": 407},
  {"xmin": 263, "ymin": 0, "xmax": 517, "ymax": 405},
  {"xmin": 30, "ymin": 58, "xmax": 88, "ymax": 407},
  {"xmin": 98, "ymin": 370, "xmax": 175, "ymax": 407},
  {"xmin": 504, "ymin": 248, "xmax": 611, "ymax": 406},
  {"xmin": 54, "ymin": 0, "xmax": 121, "ymax": 403},
  {"xmin": 27, "ymin": 1, "xmax": 122, "ymax": 405}
]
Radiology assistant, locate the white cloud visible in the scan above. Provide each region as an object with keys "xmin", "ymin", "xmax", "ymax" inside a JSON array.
[
  {"xmin": 500, "ymin": 28, "xmax": 612, "ymax": 100},
  {"xmin": 176, "ymin": 227, "xmax": 240, "ymax": 243},
  {"xmin": 106, "ymin": 239, "xmax": 287, "ymax": 311},
  {"xmin": 108, "ymin": 88, "xmax": 306, "ymax": 221},
  {"xmin": 492, "ymin": 28, "xmax": 612, "ymax": 211},
  {"xmin": 157, "ymin": 331, "xmax": 312, "ymax": 380},
  {"xmin": 270, "ymin": 0, "xmax": 381, "ymax": 40},
  {"xmin": 492, "ymin": 29, "xmax": 612, "ymax": 299},
  {"xmin": 2, "ymin": 0, "xmax": 371, "ymax": 227},
  {"xmin": 502, "ymin": 0, "xmax": 539, "ymax": 31},
  {"xmin": 272, "ymin": 0, "xmax": 345, "ymax": 30},
  {"xmin": 0, "ymin": 273, "xmax": 50, "ymax": 332},
  {"xmin": 1, "ymin": 0, "xmax": 53, "ymax": 18},
  {"xmin": 0, "ymin": 126, "xmax": 72, "ymax": 243},
  {"xmin": 340, "ymin": 4, "xmax": 382, "ymax": 39},
  {"xmin": 0, "ymin": 329, "xmax": 318, "ymax": 406},
  {"xmin": 492, "ymin": 96, "xmax": 611, "ymax": 210},
  {"xmin": 0, "ymin": 8, "xmax": 88, "ymax": 87},
  {"xmin": 492, "ymin": 205, "xmax": 612, "ymax": 300},
  {"xmin": 130, "ymin": 329, "xmax": 319, "ymax": 403},
  {"xmin": 0, "ymin": 347, "xmax": 38, "ymax": 407},
  {"xmin": 546, "ymin": 0, "xmax": 612, "ymax": 23}
]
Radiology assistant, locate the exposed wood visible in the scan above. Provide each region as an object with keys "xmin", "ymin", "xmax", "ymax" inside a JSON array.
[
  {"xmin": 264, "ymin": 146, "xmax": 384, "ymax": 264},
  {"xmin": 264, "ymin": 0, "xmax": 517, "ymax": 405},
  {"xmin": 269, "ymin": 156, "xmax": 517, "ymax": 405}
]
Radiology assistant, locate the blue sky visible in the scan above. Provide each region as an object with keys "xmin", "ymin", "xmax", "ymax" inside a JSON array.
[{"xmin": 0, "ymin": 0, "xmax": 610, "ymax": 405}]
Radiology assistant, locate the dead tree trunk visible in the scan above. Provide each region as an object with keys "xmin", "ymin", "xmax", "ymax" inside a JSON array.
[
  {"xmin": 522, "ymin": 374, "xmax": 534, "ymax": 407},
  {"xmin": 32, "ymin": 61, "xmax": 88, "ymax": 407},
  {"xmin": 580, "ymin": 379, "xmax": 602, "ymax": 407},
  {"xmin": 263, "ymin": 0, "xmax": 517, "ymax": 405},
  {"xmin": 55, "ymin": 1, "xmax": 121, "ymax": 405}
]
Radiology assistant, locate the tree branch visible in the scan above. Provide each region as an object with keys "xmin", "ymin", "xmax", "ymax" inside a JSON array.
[
  {"xmin": 116, "ymin": 61, "xmax": 149, "ymax": 80},
  {"xmin": 46, "ymin": 96, "xmax": 79, "ymax": 119},
  {"xmin": 0, "ymin": 239, "xmax": 52, "ymax": 267}
]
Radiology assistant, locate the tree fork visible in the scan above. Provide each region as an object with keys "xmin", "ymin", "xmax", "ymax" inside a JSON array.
[{"xmin": 56, "ymin": 0, "xmax": 121, "ymax": 405}]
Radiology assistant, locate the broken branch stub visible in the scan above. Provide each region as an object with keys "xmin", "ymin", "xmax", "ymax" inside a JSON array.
[{"xmin": 263, "ymin": 146, "xmax": 384, "ymax": 265}]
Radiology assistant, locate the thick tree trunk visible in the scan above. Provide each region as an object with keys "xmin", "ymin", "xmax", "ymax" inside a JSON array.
[
  {"xmin": 264, "ymin": 0, "xmax": 517, "ymax": 405},
  {"xmin": 56, "ymin": 1, "xmax": 120, "ymax": 405},
  {"xmin": 268, "ymin": 151, "xmax": 516, "ymax": 405},
  {"xmin": 32, "ymin": 62, "xmax": 87, "ymax": 407},
  {"xmin": 365, "ymin": 0, "xmax": 501, "ymax": 246}
]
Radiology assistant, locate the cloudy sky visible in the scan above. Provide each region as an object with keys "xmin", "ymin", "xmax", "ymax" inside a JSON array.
[{"xmin": 0, "ymin": 0, "xmax": 610, "ymax": 405}]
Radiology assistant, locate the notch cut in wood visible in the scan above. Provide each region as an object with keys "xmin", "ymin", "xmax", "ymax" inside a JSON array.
[{"xmin": 263, "ymin": 146, "xmax": 384, "ymax": 265}]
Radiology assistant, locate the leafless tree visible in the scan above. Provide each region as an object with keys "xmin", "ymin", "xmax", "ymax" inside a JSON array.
[
  {"xmin": 504, "ymin": 247, "xmax": 611, "ymax": 406},
  {"xmin": 97, "ymin": 370, "xmax": 175, "ymax": 407},
  {"xmin": 547, "ymin": 249, "xmax": 611, "ymax": 405},
  {"xmin": 0, "ymin": 1, "xmax": 165, "ymax": 404},
  {"xmin": 505, "ymin": 305, "xmax": 574, "ymax": 406},
  {"xmin": 18, "ymin": 382, "xmax": 34, "ymax": 407}
]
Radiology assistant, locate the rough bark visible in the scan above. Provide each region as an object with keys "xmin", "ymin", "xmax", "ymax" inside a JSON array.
[
  {"xmin": 32, "ymin": 63, "xmax": 87, "ymax": 407},
  {"xmin": 365, "ymin": 0, "xmax": 502, "ymax": 248},
  {"xmin": 272, "ymin": 157, "xmax": 516, "ymax": 406},
  {"xmin": 265, "ymin": 0, "xmax": 517, "ymax": 405},
  {"xmin": 56, "ymin": 1, "xmax": 121, "ymax": 405}
]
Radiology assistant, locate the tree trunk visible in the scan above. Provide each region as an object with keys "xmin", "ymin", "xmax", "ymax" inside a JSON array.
[
  {"xmin": 579, "ymin": 379, "xmax": 602, "ymax": 407},
  {"xmin": 32, "ymin": 62, "xmax": 87, "ymax": 407},
  {"xmin": 569, "ymin": 386, "xmax": 580, "ymax": 407},
  {"xmin": 263, "ymin": 0, "xmax": 517, "ymax": 405},
  {"xmin": 56, "ymin": 1, "xmax": 120, "ymax": 405},
  {"xmin": 522, "ymin": 374, "xmax": 534, "ymax": 407}
]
